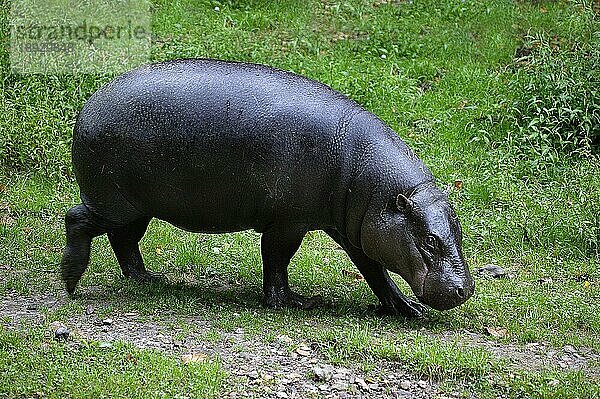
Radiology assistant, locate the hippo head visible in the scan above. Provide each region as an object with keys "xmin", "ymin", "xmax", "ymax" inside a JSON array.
[{"xmin": 361, "ymin": 183, "xmax": 474, "ymax": 311}]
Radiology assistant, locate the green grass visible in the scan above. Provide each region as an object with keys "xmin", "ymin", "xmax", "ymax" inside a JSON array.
[
  {"xmin": 1, "ymin": 0, "xmax": 599, "ymax": 398},
  {"xmin": 0, "ymin": 326, "xmax": 223, "ymax": 398}
]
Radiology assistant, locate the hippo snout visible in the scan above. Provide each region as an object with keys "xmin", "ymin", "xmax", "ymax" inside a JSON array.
[{"xmin": 419, "ymin": 276, "xmax": 475, "ymax": 311}]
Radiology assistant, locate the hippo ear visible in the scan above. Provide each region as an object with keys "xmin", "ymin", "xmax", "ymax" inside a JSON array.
[{"xmin": 396, "ymin": 193, "xmax": 413, "ymax": 212}]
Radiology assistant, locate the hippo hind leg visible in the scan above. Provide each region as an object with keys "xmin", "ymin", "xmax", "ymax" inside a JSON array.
[
  {"xmin": 261, "ymin": 225, "xmax": 321, "ymax": 310},
  {"xmin": 61, "ymin": 204, "xmax": 107, "ymax": 294},
  {"xmin": 107, "ymin": 217, "xmax": 163, "ymax": 282}
]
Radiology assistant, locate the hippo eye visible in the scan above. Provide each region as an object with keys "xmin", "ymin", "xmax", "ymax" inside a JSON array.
[{"xmin": 425, "ymin": 235, "xmax": 437, "ymax": 250}]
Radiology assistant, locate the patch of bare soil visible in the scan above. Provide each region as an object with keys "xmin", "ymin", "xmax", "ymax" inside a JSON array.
[
  {"xmin": 438, "ymin": 331, "xmax": 599, "ymax": 378},
  {"xmin": 1, "ymin": 292, "xmax": 598, "ymax": 398}
]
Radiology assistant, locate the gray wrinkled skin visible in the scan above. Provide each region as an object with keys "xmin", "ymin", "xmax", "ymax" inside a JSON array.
[{"xmin": 61, "ymin": 59, "xmax": 474, "ymax": 317}]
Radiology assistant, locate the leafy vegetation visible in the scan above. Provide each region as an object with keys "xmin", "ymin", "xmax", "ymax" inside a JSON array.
[{"xmin": 508, "ymin": 26, "xmax": 599, "ymax": 158}]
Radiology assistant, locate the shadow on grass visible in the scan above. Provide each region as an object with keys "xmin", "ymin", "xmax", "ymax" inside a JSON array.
[{"xmin": 70, "ymin": 275, "xmax": 457, "ymax": 332}]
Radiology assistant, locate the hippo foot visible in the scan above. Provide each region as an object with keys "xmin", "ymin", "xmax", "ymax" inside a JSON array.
[
  {"xmin": 128, "ymin": 270, "xmax": 165, "ymax": 283},
  {"xmin": 64, "ymin": 276, "xmax": 82, "ymax": 296},
  {"xmin": 377, "ymin": 296, "xmax": 428, "ymax": 318},
  {"xmin": 264, "ymin": 287, "xmax": 322, "ymax": 310},
  {"xmin": 62, "ymin": 255, "xmax": 89, "ymax": 295}
]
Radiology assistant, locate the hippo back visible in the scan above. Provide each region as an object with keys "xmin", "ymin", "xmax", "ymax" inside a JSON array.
[{"xmin": 73, "ymin": 60, "xmax": 367, "ymax": 231}]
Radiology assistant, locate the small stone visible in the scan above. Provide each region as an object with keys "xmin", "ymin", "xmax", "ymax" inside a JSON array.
[
  {"xmin": 296, "ymin": 344, "xmax": 311, "ymax": 357},
  {"xmin": 102, "ymin": 318, "xmax": 113, "ymax": 325},
  {"xmin": 248, "ymin": 370, "xmax": 259, "ymax": 379},
  {"xmin": 355, "ymin": 377, "xmax": 369, "ymax": 390},
  {"xmin": 99, "ymin": 341, "xmax": 112, "ymax": 348},
  {"xmin": 50, "ymin": 321, "xmax": 63, "ymax": 330},
  {"xmin": 214, "ymin": 6, "xmax": 220, "ymax": 12},
  {"xmin": 85, "ymin": 305, "xmax": 94, "ymax": 315},
  {"xmin": 563, "ymin": 345, "xmax": 576, "ymax": 353},
  {"xmin": 50, "ymin": 322, "xmax": 70, "ymax": 341},
  {"xmin": 478, "ymin": 264, "xmax": 508, "ymax": 278},
  {"xmin": 484, "ymin": 326, "xmax": 509, "ymax": 338},
  {"xmin": 548, "ymin": 379, "xmax": 560, "ymax": 387},
  {"xmin": 277, "ymin": 334, "xmax": 293, "ymax": 343},
  {"xmin": 276, "ymin": 392, "xmax": 288, "ymax": 398},
  {"xmin": 417, "ymin": 380, "xmax": 428, "ymax": 389},
  {"xmin": 331, "ymin": 381, "xmax": 348, "ymax": 391},
  {"xmin": 55, "ymin": 326, "xmax": 70, "ymax": 341},
  {"xmin": 305, "ymin": 384, "xmax": 318, "ymax": 392},
  {"xmin": 312, "ymin": 364, "xmax": 334, "ymax": 381},
  {"xmin": 368, "ymin": 383, "xmax": 379, "ymax": 390},
  {"xmin": 318, "ymin": 383, "xmax": 329, "ymax": 391},
  {"xmin": 181, "ymin": 353, "xmax": 208, "ymax": 364},
  {"xmin": 50, "ymin": 321, "xmax": 71, "ymax": 341},
  {"xmin": 400, "ymin": 380, "xmax": 411, "ymax": 390}
]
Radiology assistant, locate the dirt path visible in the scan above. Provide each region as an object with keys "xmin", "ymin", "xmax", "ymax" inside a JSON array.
[{"xmin": 2, "ymin": 292, "xmax": 598, "ymax": 398}]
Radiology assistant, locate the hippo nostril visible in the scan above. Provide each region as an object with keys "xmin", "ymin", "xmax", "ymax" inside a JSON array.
[{"xmin": 455, "ymin": 287, "xmax": 465, "ymax": 299}]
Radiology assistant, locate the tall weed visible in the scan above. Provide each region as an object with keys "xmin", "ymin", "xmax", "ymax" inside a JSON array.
[{"xmin": 508, "ymin": 30, "xmax": 599, "ymax": 160}]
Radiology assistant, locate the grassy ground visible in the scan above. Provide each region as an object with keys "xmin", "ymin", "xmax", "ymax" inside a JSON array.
[{"xmin": 1, "ymin": 0, "xmax": 599, "ymax": 398}]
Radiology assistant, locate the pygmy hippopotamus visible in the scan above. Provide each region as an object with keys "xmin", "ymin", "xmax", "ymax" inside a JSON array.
[{"xmin": 61, "ymin": 59, "xmax": 474, "ymax": 317}]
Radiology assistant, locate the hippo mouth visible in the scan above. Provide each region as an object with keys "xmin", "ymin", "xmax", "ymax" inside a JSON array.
[
  {"xmin": 404, "ymin": 249, "xmax": 429, "ymax": 299},
  {"xmin": 415, "ymin": 261, "xmax": 474, "ymax": 311},
  {"xmin": 413, "ymin": 250, "xmax": 448, "ymax": 308},
  {"xmin": 385, "ymin": 257, "xmax": 427, "ymax": 299}
]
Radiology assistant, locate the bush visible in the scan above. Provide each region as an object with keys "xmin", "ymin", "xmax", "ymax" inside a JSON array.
[
  {"xmin": 508, "ymin": 31, "xmax": 600, "ymax": 159},
  {"xmin": 0, "ymin": 74, "xmax": 106, "ymax": 178}
]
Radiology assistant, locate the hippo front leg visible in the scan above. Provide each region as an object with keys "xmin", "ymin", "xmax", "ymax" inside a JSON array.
[
  {"xmin": 326, "ymin": 229, "xmax": 427, "ymax": 318},
  {"xmin": 261, "ymin": 225, "xmax": 321, "ymax": 310}
]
